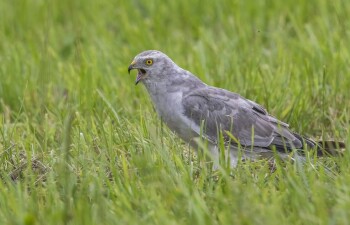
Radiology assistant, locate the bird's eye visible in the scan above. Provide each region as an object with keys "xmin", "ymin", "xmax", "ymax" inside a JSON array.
[{"xmin": 145, "ymin": 59, "xmax": 153, "ymax": 65}]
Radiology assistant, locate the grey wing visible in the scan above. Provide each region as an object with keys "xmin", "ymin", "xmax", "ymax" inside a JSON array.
[{"xmin": 182, "ymin": 87, "xmax": 302, "ymax": 150}]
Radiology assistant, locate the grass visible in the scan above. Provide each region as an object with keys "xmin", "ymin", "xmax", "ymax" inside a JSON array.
[{"xmin": 0, "ymin": 0, "xmax": 350, "ymax": 224}]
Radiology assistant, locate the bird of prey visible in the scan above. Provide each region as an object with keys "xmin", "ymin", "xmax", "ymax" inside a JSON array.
[{"xmin": 128, "ymin": 50, "xmax": 345, "ymax": 168}]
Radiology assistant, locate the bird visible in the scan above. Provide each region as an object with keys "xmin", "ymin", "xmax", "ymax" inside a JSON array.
[{"xmin": 128, "ymin": 50, "xmax": 345, "ymax": 168}]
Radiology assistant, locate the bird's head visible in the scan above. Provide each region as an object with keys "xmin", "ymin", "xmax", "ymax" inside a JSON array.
[{"xmin": 128, "ymin": 50, "xmax": 176, "ymax": 85}]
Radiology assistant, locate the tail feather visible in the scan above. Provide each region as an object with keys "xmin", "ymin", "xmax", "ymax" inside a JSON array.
[
  {"xmin": 293, "ymin": 132, "xmax": 346, "ymax": 156},
  {"xmin": 316, "ymin": 141, "xmax": 346, "ymax": 156}
]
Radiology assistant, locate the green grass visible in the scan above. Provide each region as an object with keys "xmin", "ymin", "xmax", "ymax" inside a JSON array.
[{"xmin": 1, "ymin": 0, "xmax": 350, "ymax": 224}]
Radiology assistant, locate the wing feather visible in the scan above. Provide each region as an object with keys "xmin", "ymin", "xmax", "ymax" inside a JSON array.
[{"xmin": 182, "ymin": 87, "xmax": 302, "ymax": 151}]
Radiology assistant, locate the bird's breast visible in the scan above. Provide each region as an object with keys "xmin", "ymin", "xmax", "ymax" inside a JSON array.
[{"xmin": 149, "ymin": 90, "xmax": 199, "ymax": 143}]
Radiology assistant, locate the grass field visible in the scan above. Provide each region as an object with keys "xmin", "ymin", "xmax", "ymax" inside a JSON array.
[{"xmin": 1, "ymin": 0, "xmax": 350, "ymax": 224}]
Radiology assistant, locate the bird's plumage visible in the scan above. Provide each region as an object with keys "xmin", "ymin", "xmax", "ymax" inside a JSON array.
[
  {"xmin": 182, "ymin": 86, "xmax": 302, "ymax": 149},
  {"xmin": 128, "ymin": 50, "xmax": 345, "ymax": 167}
]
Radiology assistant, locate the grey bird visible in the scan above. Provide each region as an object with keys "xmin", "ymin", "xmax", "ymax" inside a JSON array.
[{"xmin": 128, "ymin": 50, "xmax": 345, "ymax": 168}]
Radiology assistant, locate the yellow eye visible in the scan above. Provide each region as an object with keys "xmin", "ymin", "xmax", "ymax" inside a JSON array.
[{"xmin": 145, "ymin": 59, "xmax": 153, "ymax": 65}]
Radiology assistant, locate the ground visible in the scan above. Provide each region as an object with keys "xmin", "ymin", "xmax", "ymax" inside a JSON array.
[{"xmin": 0, "ymin": 0, "xmax": 350, "ymax": 224}]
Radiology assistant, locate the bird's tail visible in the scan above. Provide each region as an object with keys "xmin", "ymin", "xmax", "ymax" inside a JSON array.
[
  {"xmin": 293, "ymin": 132, "xmax": 346, "ymax": 156},
  {"xmin": 315, "ymin": 140, "xmax": 346, "ymax": 156}
]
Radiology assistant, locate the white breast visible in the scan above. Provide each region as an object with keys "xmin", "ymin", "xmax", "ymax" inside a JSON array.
[{"xmin": 148, "ymin": 89, "xmax": 200, "ymax": 143}]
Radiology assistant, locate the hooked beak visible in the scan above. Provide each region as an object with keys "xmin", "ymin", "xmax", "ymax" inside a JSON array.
[
  {"xmin": 128, "ymin": 60, "xmax": 136, "ymax": 74},
  {"xmin": 128, "ymin": 61, "xmax": 147, "ymax": 85}
]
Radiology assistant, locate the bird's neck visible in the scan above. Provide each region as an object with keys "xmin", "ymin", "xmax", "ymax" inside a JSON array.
[{"xmin": 142, "ymin": 81, "xmax": 168, "ymax": 98}]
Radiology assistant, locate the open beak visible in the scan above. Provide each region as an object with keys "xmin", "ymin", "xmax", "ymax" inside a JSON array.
[
  {"xmin": 128, "ymin": 65, "xmax": 133, "ymax": 74},
  {"xmin": 128, "ymin": 61, "xmax": 136, "ymax": 74},
  {"xmin": 128, "ymin": 62, "xmax": 147, "ymax": 85}
]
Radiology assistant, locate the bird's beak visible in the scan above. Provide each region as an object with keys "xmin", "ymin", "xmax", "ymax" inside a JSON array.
[
  {"xmin": 134, "ymin": 73, "xmax": 143, "ymax": 85},
  {"xmin": 128, "ymin": 60, "xmax": 136, "ymax": 74},
  {"xmin": 128, "ymin": 60, "xmax": 145, "ymax": 85}
]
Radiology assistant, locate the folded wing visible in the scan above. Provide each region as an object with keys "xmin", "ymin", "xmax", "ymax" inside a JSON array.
[{"xmin": 182, "ymin": 86, "xmax": 304, "ymax": 151}]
